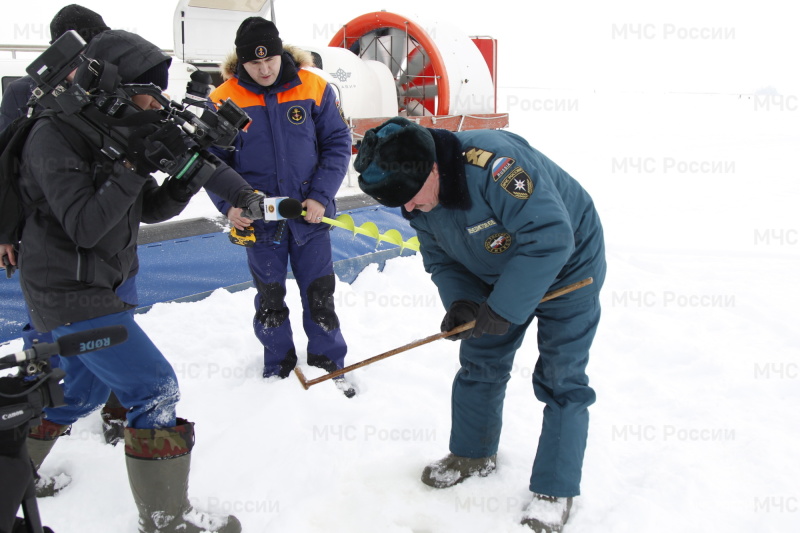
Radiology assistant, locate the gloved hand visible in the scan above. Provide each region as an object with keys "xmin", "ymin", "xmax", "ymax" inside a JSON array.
[
  {"xmin": 1, "ymin": 245, "xmax": 17, "ymax": 278},
  {"xmin": 237, "ymin": 190, "xmax": 266, "ymax": 220},
  {"xmin": 472, "ymin": 302, "xmax": 511, "ymax": 338},
  {"xmin": 441, "ymin": 300, "xmax": 479, "ymax": 341},
  {"xmin": 126, "ymin": 122, "xmax": 186, "ymax": 176}
]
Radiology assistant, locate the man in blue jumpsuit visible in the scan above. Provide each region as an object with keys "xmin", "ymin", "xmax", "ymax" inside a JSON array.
[
  {"xmin": 354, "ymin": 117, "xmax": 606, "ymax": 532},
  {"xmin": 207, "ymin": 18, "xmax": 351, "ymax": 381}
]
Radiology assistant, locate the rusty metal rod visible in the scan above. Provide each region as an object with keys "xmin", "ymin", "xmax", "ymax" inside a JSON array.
[{"xmin": 294, "ymin": 277, "xmax": 594, "ymax": 390}]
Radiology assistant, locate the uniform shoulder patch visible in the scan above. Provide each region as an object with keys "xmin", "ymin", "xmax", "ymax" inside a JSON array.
[
  {"xmin": 464, "ymin": 147, "xmax": 495, "ymax": 169},
  {"xmin": 491, "ymin": 157, "xmax": 515, "ymax": 181},
  {"xmin": 499, "ymin": 167, "xmax": 534, "ymax": 200},
  {"xmin": 335, "ymin": 98, "xmax": 348, "ymax": 126}
]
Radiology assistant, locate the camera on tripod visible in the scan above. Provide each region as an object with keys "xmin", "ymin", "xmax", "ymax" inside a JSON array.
[
  {"xmin": 0, "ymin": 348, "xmax": 65, "ymax": 533},
  {"xmin": 0, "ymin": 354, "xmax": 65, "ymax": 440},
  {"xmin": 24, "ymin": 30, "xmax": 251, "ymax": 193},
  {"xmin": 0, "ymin": 326, "xmax": 128, "ymax": 533}
]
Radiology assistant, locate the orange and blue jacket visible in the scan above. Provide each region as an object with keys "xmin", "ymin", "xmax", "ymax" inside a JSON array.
[{"xmin": 206, "ymin": 52, "xmax": 351, "ymax": 241}]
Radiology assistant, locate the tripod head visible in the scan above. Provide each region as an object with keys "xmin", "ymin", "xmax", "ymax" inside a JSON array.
[{"xmin": 0, "ymin": 325, "xmax": 128, "ymax": 434}]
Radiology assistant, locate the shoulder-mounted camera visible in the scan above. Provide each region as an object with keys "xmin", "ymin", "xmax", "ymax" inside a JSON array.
[{"xmin": 24, "ymin": 30, "xmax": 251, "ymax": 186}]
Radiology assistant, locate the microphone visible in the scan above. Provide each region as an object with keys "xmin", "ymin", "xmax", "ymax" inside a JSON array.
[
  {"xmin": 57, "ymin": 325, "xmax": 128, "ymax": 357},
  {"xmin": 184, "ymin": 69, "xmax": 213, "ymax": 102},
  {"xmin": 0, "ymin": 325, "xmax": 128, "ymax": 370},
  {"xmin": 263, "ymin": 197, "xmax": 303, "ymax": 220}
]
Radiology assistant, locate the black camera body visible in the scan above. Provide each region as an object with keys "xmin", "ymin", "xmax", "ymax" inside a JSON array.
[
  {"xmin": 0, "ymin": 355, "xmax": 64, "ymax": 533},
  {"xmin": 25, "ymin": 30, "xmax": 251, "ymax": 189},
  {"xmin": 0, "ymin": 363, "xmax": 65, "ymax": 440},
  {"xmin": 0, "ymin": 325, "xmax": 128, "ymax": 531}
]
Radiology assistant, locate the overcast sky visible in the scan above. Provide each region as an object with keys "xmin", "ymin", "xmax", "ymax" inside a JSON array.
[{"xmin": 2, "ymin": 0, "xmax": 797, "ymax": 94}]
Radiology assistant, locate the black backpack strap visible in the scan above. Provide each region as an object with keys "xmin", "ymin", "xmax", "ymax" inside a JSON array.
[
  {"xmin": 49, "ymin": 113, "xmax": 97, "ymax": 163},
  {"xmin": 0, "ymin": 112, "xmax": 49, "ymax": 243}
]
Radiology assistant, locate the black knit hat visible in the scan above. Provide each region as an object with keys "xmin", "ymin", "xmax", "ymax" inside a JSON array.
[
  {"xmin": 235, "ymin": 17, "xmax": 283, "ymax": 63},
  {"xmin": 49, "ymin": 4, "xmax": 109, "ymax": 44},
  {"xmin": 355, "ymin": 117, "xmax": 437, "ymax": 208}
]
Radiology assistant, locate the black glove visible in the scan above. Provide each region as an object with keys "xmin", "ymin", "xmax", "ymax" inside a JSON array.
[
  {"xmin": 2, "ymin": 252, "xmax": 16, "ymax": 278},
  {"xmin": 472, "ymin": 302, "xmax": 511, "ymax": 338},
  {"xmin": 126, "ymin": 122, "xmax": 186, "ymax": 176},
  {"xmin": 441, "ymin": 300, "xmax": 479, "ymax": 341},
  {"xmin": 237, "ymin": 190, "xmax": 265, "ymax": 220}
]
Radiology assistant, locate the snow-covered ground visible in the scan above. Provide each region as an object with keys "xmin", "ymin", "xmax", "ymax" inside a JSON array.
[
  {"xmin": 2, "ymin": 1, "xmax": 799, "ymax": 532},
  {"xmin": 11, "ymin": 91, "xmax": 798, "ymax": 533}
]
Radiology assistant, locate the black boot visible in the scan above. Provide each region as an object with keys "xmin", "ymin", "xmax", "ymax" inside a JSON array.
[
  {"xmin": 101, "ymin": 391, "xmax": 128, "ymax": 446},
  {"xmin": 520, "ymin": 492, "xmax": 573, "ymax": 532},
  {"xmin": 27, "ymin": 419, "xmax": 71, "ymax": 497},
  {"xmin": 421, "ymin": 453, "xmax": 497, "ymax": 488}
]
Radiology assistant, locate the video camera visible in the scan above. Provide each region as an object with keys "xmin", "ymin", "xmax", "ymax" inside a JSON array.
[
  {"xmin": 24, "ymin": 30, "xmax": 251, "ymax": 192},
  {"xmin": 0, "ymin": 325, "xmax": 128, "ymax": 434}
]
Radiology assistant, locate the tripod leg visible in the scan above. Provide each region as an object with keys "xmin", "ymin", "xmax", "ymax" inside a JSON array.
[{"xmin": 19, "ymin": 447, "xmax": 44, "ymax": 533}]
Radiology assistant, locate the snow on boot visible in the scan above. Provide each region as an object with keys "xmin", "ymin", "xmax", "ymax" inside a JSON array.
[
  {"xmin": 421, "ymin": 453, "xmax": 497, "ymax": 488},
  {"xmin": 100, "ymin": 404, "xmax": 128, "ymax": 446},
  {"xmin": 124, "ymin": 418, "xmax": 241, "ymax": 533},
  {"xmin": 332, "ymin": 375, "xmax": 357, "ymax": 398},
  {"xmin": 27, "ymin": 419, "xmax": 71, "ymax": 497},
  {"xmin": 520, "ymin": 492, "xmax": 573, "ymax": 533},
  {"xmin": 33, "ymin": 470, "xmax": 72, "ymax": 498}
]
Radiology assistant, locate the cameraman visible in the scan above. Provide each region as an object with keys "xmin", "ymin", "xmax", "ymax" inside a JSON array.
[
  {"xmin": 0, "ymin": 3, "xmax": 129, "ymax": 457},
  {"xmin": 11, "ymin": 30, "xmax": 257, "ymax": 533}
]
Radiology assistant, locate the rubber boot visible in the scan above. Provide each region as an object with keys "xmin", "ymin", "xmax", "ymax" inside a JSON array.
[
  {"xmin": 124, "ymin": 419, "xmax": 241, "ymax": 533},
  {"xmin": 27, "ymin": 419, "xmax": 72, "ymax": 497}
]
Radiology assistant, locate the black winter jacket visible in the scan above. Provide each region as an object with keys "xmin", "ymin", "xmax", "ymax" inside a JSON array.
[
  {"xmin": 17, "ymin": 116, "xmax": 251, "ymax": 331},
  {"xmin": 0, "ymin": 76, "xmax": 37, "ymax": 133},
  {"xmin": 15, "ymin": 29, "xmax": 252, "ymax": 331},
  {"xmin": 18, "ymin": 117, "xmax": 179, "ymax": 330}
]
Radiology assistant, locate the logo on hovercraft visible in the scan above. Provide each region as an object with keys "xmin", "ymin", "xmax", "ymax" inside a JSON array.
[{"xmin": 330, "ymin": 68, "xmax": 352, "ymax": 83}]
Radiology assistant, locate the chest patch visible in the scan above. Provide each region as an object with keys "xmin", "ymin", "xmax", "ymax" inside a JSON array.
[
  {"xmin": 464, "ymin": 147, "xmax": 495, "ymax": 169},
  {"xmin": 287, "ymin": 106, "xmax": 306, "ymax": 125},
  {"xmin": 485, "ymin": 232, "xmax": 512, "ymax": 254},
  {"xmin": 466, "ymin": 219, "xmax": 498, "ymax": 234},
  {"xmin": 491, "ymin": 157, "xmax": 515, "ymax": 181},
  {"xmin": 499, "ymin": 167, "xmax": 533, "ymax": 200}
]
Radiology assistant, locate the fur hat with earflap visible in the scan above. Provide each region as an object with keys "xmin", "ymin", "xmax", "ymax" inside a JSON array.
[{"xmin": 354, "ymin": 117, "xmax": 438, "ymax": 208}]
